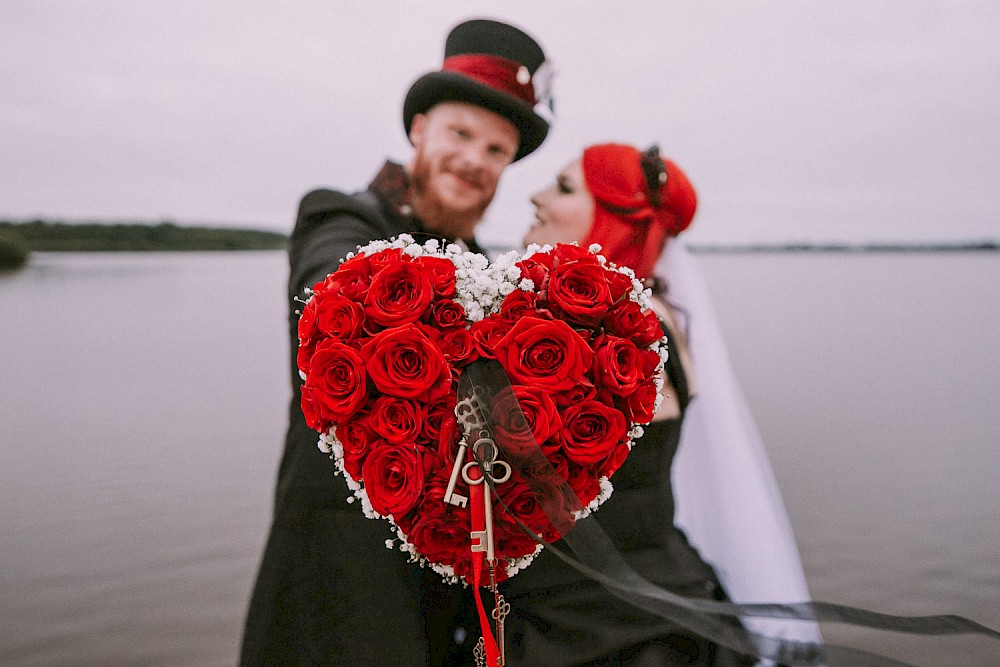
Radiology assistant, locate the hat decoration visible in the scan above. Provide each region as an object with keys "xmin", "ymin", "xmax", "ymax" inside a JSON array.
[{"xmin": 640, "ymin": 145, "xmax": 669, "ymax": 209}]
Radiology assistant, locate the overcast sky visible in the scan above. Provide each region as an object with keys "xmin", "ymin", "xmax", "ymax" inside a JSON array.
[{"xmin": 3, "ymin": 1, "xmax": 999, "ymax": 245}]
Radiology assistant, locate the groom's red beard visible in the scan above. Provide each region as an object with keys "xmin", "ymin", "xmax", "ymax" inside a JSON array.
[{"xmin": 409, "ymin": 155, "xmax": 494, "ymax": 239}]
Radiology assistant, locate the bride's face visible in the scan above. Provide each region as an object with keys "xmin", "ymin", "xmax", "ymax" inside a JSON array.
[{"xmin": 523, "ymin": 159, "xmax": 595, "ymax": 247}]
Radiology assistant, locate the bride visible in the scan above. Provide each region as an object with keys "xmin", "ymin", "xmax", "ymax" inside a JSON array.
[{"xmin": 499, "ymin": 142, "xmax": 821, "ymax": 665}]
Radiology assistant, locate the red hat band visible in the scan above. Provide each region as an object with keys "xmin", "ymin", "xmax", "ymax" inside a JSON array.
[{"xmin": 442, "ymin": 54, "xmax": 537, "ymax": 107}]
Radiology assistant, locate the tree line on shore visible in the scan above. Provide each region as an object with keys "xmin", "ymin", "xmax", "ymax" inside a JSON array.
[
  {"xmin": 0, "ymin": 220, "xmax": 289, "ymax": 270},
  {"xmin": 689, "ymin": 240, "xmax": 1000, "ymax": 253}
]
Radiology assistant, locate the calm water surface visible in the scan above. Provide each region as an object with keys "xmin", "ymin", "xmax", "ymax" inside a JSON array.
[{"xmin": 1, "ymin": 251, "xmax": 997, "ymax": 666}]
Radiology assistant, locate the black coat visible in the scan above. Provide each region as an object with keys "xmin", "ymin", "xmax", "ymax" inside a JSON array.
[{"xmin": 240, "ymin": 183, "xmax": 476, "ymax": 666}]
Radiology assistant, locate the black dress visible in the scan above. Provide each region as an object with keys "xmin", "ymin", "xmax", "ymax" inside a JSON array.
[{"xmin": 497, "ymin": 324, "xmax": 756, "ymax": 666}]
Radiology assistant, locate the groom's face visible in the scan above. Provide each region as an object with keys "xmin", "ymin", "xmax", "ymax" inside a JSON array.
[{"xmin": 408, "ymin": 101, "xmax": 519, "ymax": 238}]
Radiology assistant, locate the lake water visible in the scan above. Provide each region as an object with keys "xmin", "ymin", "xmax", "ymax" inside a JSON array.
[{"xmin": 1, "ymin": 251, "xmax": 997, "ymax": 666}]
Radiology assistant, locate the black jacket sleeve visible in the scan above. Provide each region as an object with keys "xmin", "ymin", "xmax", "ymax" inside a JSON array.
[{"xmin": 287, "ymin": 188, "xmax": 394, "ymax": 302}]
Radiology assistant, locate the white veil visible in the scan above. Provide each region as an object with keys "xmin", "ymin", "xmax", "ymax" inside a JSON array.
[{"xmin": 657, "ymin": 241, "xmax": 823, "ymax": 652}]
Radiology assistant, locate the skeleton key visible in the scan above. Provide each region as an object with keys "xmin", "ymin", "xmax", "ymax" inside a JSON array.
[
  {"xmin": 462, "ymin": 436, "xmax": 511, "ymax": 562},
  {"xmin": 492, "ymin": 594, "xmax": 510, "ymax": 666},
  {"xmin": 444, "ymin": 388, "xmax": 489, "ymax": 508},
  {"xmin": 443, "ymin": 434, "xmax": 470, "ymax": 508}
]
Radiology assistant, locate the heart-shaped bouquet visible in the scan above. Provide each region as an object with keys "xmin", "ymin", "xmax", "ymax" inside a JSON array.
[{"xmin": 297, "ymin": 234, "xmax": 667, "ymax": 585}]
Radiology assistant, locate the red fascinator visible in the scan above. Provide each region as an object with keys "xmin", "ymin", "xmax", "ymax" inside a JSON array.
[{"xmin": 581, "ymin": 143, "xmax": 697, "ymax": 280}]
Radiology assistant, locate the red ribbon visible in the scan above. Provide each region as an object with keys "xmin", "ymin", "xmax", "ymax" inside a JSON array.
[
  {"xmin": 443, "ymin": 54, "xmax": 536, "ymax": 106},
  {"xmin": 470, "ymin": 482, "xmax": 501, "ymax": 666}
]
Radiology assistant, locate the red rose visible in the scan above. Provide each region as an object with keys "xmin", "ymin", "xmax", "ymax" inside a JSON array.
[
  {"xmin": 637, "ymin": 348, "xmax": 662, "ymax": 382},
  {"xmin": 624, "ymin": 378, "xmax": 658, "ymax": 424},
  {"xmin": 337, "ymin": 415, "xmax": 378, "ymax": 479},
  {"xmin": 365, "ymin": 248, "xmax": 406, "ymax": 273},
  {"xmin": 302, "ymin": 339, "xmax": 368, "ymax": 421},
  {"xmin": 361, "ymin": 324, "xmax": 452, "ymax": 401},
  {"xmin": 316, "ymin": 294, "xmax": 365, "ymax": 341},
  {"xmin": 297, "ymin": 340, "xmax": 318, "ymax": 380},
  {"xmin": 439, "ymin": 328, "xmax": 478, "ymax": 366},
  {"xmin": 600, "ymin": 441, "xmax": 631, "ymax": 478},
  {"xmin": 434, "ymin": 412, "xmax": 462, "ymax": 469},
  {"xmin": 296, "ymin": 300, "xmax": 322, "ymax": 375},
  {"xmin": 493, "ymin": 316, "xmax": 594, "ymax": 392},
  {"xmin": 634, "ymin": 310, "xmax": 666, "ymax": 347},
  {"xmin": 297, "ymin": 297, "xmax": 320, "ymax": 347},
  {"xmin": 547, "ymin": 261, "xmax": 613, "ymax": 326},
  {"xmin": 496, "ymin": 476, "xmax": 562, "ymax": 543},
  {"xmin": 498, "ymin": 289, "xmax": 538, "ymax": 322},
  {"xmin": 491, "ymin": 385, "xmax": 562, "ymax": 460},
  {"xmin": 566, "ymin": 461, "xmax": 601, "ymax": 506},
  {"xmin": 300, "ymin": 383, "xmax": 332, "ymax": 433},
  {"xmin": 560, "ymin": 398, "xmax": 627, "ymax": 466},
  {"xmin": 411, "ymin": 320, "xmax": 445, "ymax": 345},
  {"xmin": 425, "ymin": 299, "xmax": 467, "ymax": 331},
  {"xmin": 493, "ymin": 520, "xmax": 543, "ymax": 570},
  {"xmin": 405, "ymin": 475, "xmax": 470, "ymax": 566},
  {"xmin": 603, "ymin": 300, "xmax": 644, "ymax": 340},
  {"xmin": 518, "ymin": 446, "xmax": 570, "ymax": 487},
  {"xmin": 413, "ymin": 255, "xmax": 457, "ymax": 297},
  {"xmin": 419, "ymin": 446, "xmax": 438, "ymax": 482},
  {"xmin": 592, "ymin": 334, "xmax": 644, "ymax": 396},
  {"xmin": 369, "ymin": 395, "xmax": 425, "ymax": 444},
  {"xmin": 362, "ymin": 442, "xmax": 425, "ymax": 517},
  {"xmin": 553, "ymin": 377, "xmax": 597, "ymax": 409},
  {"xmin": 551, "ymin": 243, "xmax": 597, "ymax": 263},
  {"xmin": 422, "ymin": 394, "xmax": 457, "ymax": 445},
  {"xmin": 605, "ymin": 270, "xmax": 634, "ymax": 304},
  {"xmin": 364, "ymin": 261, "xmax": 435, "ymax": 328},
  {"xmin": 516, "ymin": 254, "xmax": 552, "ymax": 288},
  {"xmin": 469, "ymin": 314, "xmax": 512, "ymax": 359},
  {"xmin": 545, "ymin": 450, "xmax": 572, "ymax": 483},
  {"xmin": 317, "ymin": 253, "xmax": 372, "ymax": 302}
]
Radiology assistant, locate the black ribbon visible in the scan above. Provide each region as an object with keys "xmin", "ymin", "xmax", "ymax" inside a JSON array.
[{"xmin": 458, "ymin": 360, "xmax": 1000, "ymax": 666}]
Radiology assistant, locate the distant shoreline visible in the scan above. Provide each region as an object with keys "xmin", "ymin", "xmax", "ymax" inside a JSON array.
[
  {"xmin": 687, "ymin": 241, "xmax": 1000, "ymax": 254},
  {"xmin": 2, "ymin": 220, "xmax": 997, "ymax": 257},
  {"xmin": 0, "ymin": 220, "xmax": 288, "ymax": 253},
  {"xmin": 489, "ymin": 241, "xmax": 1000, "ymax": 255}
]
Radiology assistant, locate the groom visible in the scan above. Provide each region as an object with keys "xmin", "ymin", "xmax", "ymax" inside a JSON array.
[{"xmin": 240, "ymin": 19, "xmax": 552, "ymax": 666}]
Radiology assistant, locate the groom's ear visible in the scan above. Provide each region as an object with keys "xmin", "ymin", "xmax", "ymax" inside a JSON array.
[{"xmin": 408, "ymin": 113, "xmax": 428, "ymax": 148}]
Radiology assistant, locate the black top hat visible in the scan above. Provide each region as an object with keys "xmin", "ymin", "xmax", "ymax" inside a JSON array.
[{"xmin": 403, "ymin": 19, "xmax": 552, "ymax": 162}]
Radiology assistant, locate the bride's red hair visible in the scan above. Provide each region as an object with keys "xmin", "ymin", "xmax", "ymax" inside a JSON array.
[{"xmin": 581, "ymin": 143, "xmax": 697, "ymax": 280}]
